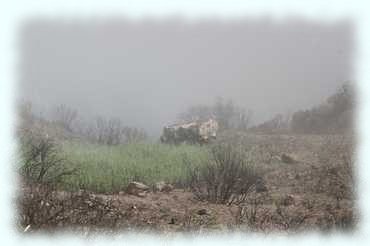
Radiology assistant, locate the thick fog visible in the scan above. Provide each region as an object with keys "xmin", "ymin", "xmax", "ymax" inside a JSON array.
[{"xmin": 18, "ymin": 18, "xmax": 353, "ymax": 137}]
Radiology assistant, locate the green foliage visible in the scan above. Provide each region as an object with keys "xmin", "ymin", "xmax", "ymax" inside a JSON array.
[{"xmin": 59, "ymin": 142, "xmax": 209, "ymax": 193}]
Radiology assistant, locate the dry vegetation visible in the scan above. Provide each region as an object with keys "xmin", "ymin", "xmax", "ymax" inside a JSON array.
[
  {"xmin": 17, "ymin": 132, "xmax": 357, "ymax": 234},
  {"xmin": 16, "ymin": 83, "xmax": 357, "ymax": 234}
]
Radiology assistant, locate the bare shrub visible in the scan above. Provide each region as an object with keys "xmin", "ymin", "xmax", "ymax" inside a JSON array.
[
  {"xmin": 121, "ymin": 126, "xmax": 148, "ymax": 144},
  {"xmin": 178, "ymin": 97, "xmax": 253, "ymax": 131},
  {"xmin": 17, "ymin": 100, "xmax": 35, "ymax": 127},
  {"xmin": 232, "ymin": 193, "xmax": 311, "ymax": 233},
  {"xmin": 272, "ymin": 203, "xmax": 309, "ymax": 232},
  {"xmin": 180, "ymin": 208, "xmax": 217, "ymax": 232},
  {"xmin": 232, "ymin": 191, "xmax": 271, "ymax": 231},
  {"xmin": 186, "ymin": 139, "xmax": 262, "ymax": 205},
  {"xmin": 79, "ymin": 116, "xmax": 148, "ymax": 145},
  {"xmin": 19, "ymin": 128, "xmax": 77, "ymax": 185},
  {"xmin": 317, "ymin": 203, "xmax": 356, "ymax": 231},
  {"xmin": 51, "ymin": 104, "xmax": 78, "ymax": 132},
  {"xmin": 95, "ymin": 117, "xmax": 123, "ymax": 145},
  {"xmin": 315, "ymin": 136, "xmax": 355, "ymax": 206},
  {"xmin": 18, "ymin": 184, "xmax": 127, "ymax": 232}
]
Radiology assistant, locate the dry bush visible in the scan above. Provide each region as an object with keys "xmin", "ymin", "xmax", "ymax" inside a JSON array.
[
  {"xmin": 17, "ymin": 101, "xmax": 77, "ymax": 185},
  {"xmin": 121, "ymin": 126, "xmax": 148, "ymax": 144},
  {"xmin": 18, "ymin": 184, "xmax": 127, "ymax": 232},
  {"xmin": 315, "ymin": 136, "xmax": 355, "ymax": 206},
  {"xmin": 17, "ymin": 100, "xmax": 35, "ymax": 128},
  {"xmin": 95, "ymin": 117, "xmax": 123, "ymax": 145},
  {"xmin": 186, "ymin": 139, "xmax": 262, "ymax": 205},
  {"xmin": 51, "ymin": 104, "xmax": 78, "ymax": 132},
  {"xmin": 232, "ymin": 193, "xmax": 310, "ymax": 233},
  {"xmin": 80, "ymin": 116, "xmax": 148, "ymax": 145},
  {"xmin": 19, "ymin": 128, "xmax": 77, "ymax": 185},
  {"xmin": 316, "ymin": 203, "xmax": 356, "ymax": 231},
  {"xmin": 180, "ymin": 208, "xmax": 217, "ymax": 232},
  {"xmin": 272, "ymin": 203, "xmax": 309, "ymax": 232},
  {"xmin": 231, "ymin": 191, "xmax": 271, "ymax": 231}
]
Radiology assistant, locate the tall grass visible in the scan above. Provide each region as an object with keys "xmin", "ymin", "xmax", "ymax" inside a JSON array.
[{"xmin": 60, "ymin": 142, "xmax": 209, "ymax": 193}]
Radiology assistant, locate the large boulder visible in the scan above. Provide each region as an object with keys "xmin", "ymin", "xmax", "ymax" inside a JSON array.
[
  {"xmin": 281, "ymin": 153, "xmax": 297, "ymax": 164},
  {"xmin": 160, "ymin": 118, "xmax": 218, "ymax": 145}
]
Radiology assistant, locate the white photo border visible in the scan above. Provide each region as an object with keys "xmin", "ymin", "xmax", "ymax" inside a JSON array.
[{"xmin": 1, "ymin": 1, "xmax": 369, "ymax": 245}]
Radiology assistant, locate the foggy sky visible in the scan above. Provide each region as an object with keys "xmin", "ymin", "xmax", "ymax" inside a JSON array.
[{"xmin": 18, "ymin": 18, "xmax": 353, "ymax": 137}]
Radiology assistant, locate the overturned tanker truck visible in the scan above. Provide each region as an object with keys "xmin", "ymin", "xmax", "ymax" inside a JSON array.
[{"xmin": 160, "ymin": 118, "xmax": 219, "ymax": 145}]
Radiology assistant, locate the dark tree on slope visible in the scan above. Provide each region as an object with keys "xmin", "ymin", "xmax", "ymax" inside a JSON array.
[
  {"xmin": 290, "ymin": 82, "xmax": 355, "ymax": 134},
  {"xmin": 249, "ymin": 114, "xmax": 289, "ymax": 133}
]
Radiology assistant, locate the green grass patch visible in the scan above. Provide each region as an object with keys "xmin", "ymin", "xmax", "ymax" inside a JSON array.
[{"xmin": 59, "ymin": 142, "xmax": 209, "ymax": 193}]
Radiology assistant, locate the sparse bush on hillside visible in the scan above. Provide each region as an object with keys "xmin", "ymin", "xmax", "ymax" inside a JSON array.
[
  {"xmin": 82, "ymin": 116, "xmax": 148, "ymax": 145},
  {"xmin": 248, "ymin": 83, "xmax": 354, "ymax": 135},
  {"xmin": 248, "ymin": 114, "xmax": 290, "ymax": 134},
  {"xmin": 23, "ymin": 103, "xmax": 149, "ymax": 145},
  {"xmin": 186, "ymin": 139, "xmax": 262, "ymax": 205},
  {"xmin": 68, "ymin": 115, "xmax": 148, "ymax": 145},
  {"xmin": 17, "ymin": 100, "xmax": 35, "ymax": 127},
  {"xmin": 121, "ymin": 126, "xmax": 148, "ymax": 144},
  {"xmin": 315, "ymin": 136, "xmax": 355, "ymax": 207},
  {"xmin": 94, "ymin": 117, "xmax": 123, "ymax": 145},
  {"xmin": 51, "ymin": 104, "xmax": 78, "ymax": 132}
]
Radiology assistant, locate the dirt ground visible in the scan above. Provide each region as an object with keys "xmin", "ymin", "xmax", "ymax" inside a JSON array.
[{"xmin": 17, "ymin": 134, "xmax": 357, "ymax": 234}]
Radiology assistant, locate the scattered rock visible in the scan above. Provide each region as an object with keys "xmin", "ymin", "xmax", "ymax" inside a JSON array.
[
  {"xmin": 159, "ymin": 207, "xmax": 171, "ymax": 214},
  {"xmin": 137, "ymin": 192, "xmax": 148, "ymax": 197},
  {"xmin": 154, "ymin": 181, "xmax": 174, "ymax": 193},
  {"xmin": 209, "ymin": 224, "xmax": 227, "ymax": 230},
  {"xmin": 272, "ymin": 155, "xmax": 282, "ymax": 162},
  {"xmin": 126, "ymin": 182, "xmax": 150, "ymax": 197},
  {"xmin": 281, "ymin": 153, "xmax": 297, "ymax": 164},
  {"xmin": 281, "ymin": 194, "xmax": 296, "ymax": 206},
  {"xmin": 196, "ymin": 208, "xmax": 209, "ymax": 216},
  {"xmin": 169, "ymin": 217, "xmax": 176, "ymax": 224},
  {"xmin": 52, "ymin": 190, "xmax": 71, "ymax": 200},
  {"xmin": 255, "ymin": 178, "xmax": 268, "ymax": 193}
]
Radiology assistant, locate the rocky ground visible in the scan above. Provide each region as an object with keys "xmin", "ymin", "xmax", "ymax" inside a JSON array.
[{"xmin": 17, "ymin": 134, "xmax": 357, "ymax": 234}]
